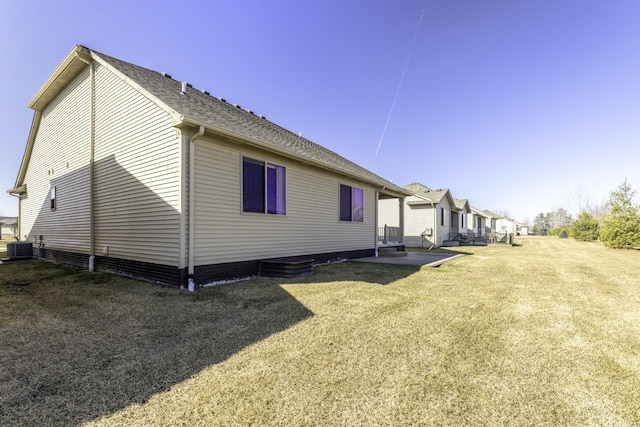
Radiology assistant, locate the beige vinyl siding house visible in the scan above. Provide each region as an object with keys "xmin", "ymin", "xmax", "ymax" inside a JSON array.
[
  {"xmin": 378, "ymin": 194, "xmax": 431, "ymax": 248},
  {"xmin": 93, "ymin": 62, "xmax": 182, "ymax": 268},
  {"xmin": 191, "ymin": 136, "xmax": 378, "ymax": 266},
  {"xmin": 496, "ymin": 217, "xmax": 521, "ymax": 234},
  {"xmin": 9, "ymin": 45, "xmax": 408, "ymax": 287},
  {"xmin": 483, "ymin": 210, "xmax": 499, "ymax": 235},
  {"xmin": 378, "ymin": 182, "xmax": 456, "ymax": 248},
  {"xmin": 469, "ymin": 206, "xmax": 489, "ymax": 237},
  {"xmin": 451, "ymin": 197, "xmax": 471, "ymax": 239},
  {"xmin": 19, "ymin": 68, "xmax": 92, "ymax": 253}
]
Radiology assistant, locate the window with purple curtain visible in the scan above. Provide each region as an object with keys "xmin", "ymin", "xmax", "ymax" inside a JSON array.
[
  {"xmin": 267, "ymin": 163, "xmax": 286, "ymax": 215},
  {"xmin": 340, "ymin": 184, "xmax": 363, "ymax": 222},
  {"xmin": 243, "ymin": 157, "xmax": 286, "ymax": 215},
  {"xmin": 352, "ymin": 187, "xmax": 363, "ymax": 222}
]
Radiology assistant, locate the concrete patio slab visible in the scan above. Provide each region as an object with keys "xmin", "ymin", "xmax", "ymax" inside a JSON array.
[{"xmin": 350, "ymin": 252, "xmax": 465, "ymax": 267}]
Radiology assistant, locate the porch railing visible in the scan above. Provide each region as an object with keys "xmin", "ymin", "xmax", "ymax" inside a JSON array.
[
  {"xmin": 378, "ymin": 225, "xmax": 402, "ymax": 244},
  {"xmin": 487, "ymin": 232, "xmax": 514, "ymax": 244},
  {"xmin": 448, "ymin": 231, "xmax": 487, "ymax": 243}
]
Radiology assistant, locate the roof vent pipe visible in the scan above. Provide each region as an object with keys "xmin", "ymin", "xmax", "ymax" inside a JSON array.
[{"xmin": 181, "ymin": 82, "xmax": 187, "ymax": 95}]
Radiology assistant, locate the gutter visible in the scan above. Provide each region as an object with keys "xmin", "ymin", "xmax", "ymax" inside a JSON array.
[
  {"xmin": 187, "ymin": 126, "xmax": 205, "ymax": 292},
  {"xmin": 433, "ymin": 201, "xmax": 437, "ymax": 248},
  {"xmin": 75, "ymin": 52, "xmax": 96, "ymax": 271}
]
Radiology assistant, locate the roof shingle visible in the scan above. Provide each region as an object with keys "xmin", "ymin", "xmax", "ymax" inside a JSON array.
[{"xmin": 92, "ymin": 48, "xmax": 409, "ymax": 197}]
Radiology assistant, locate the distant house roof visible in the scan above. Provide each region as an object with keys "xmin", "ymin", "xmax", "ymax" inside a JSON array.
[
  {"xmin": 12, "ymin": 45, "xmax": 410, "ymax": 199},
  {"xmin": 453, "ymin": 197, "xmax": 470, "ymax": 213},
  {"xmin": 0, "ymin": 217, "xmax": 17, "ymax": 236},
  {"xmin": 470, "ymin": 206, "xmax": 489, "ymax": 218},
  {"xmin": 482, "ymin": 210, "xmax": 502, "ymax": 219},
  {"xmin": 404, "ymin": 182, "xmax": 455, "ymax": 207}
]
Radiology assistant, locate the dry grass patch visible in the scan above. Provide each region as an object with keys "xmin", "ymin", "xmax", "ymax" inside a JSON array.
[{"xmin": 2, "ymin": 238, "xmax": 639, "ymax": 426}]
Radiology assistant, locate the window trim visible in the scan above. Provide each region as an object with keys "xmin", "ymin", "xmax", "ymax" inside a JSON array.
[
  {"xmin": 339, "ymin": 184, "xmax": 364, "ymax": 222},
  {"xmin": 242, "ymin": 156, "xmax": 286, "ymax": 215}
]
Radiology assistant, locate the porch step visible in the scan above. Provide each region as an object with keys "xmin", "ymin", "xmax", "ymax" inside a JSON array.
[{"xmin": 379, "ymin": 247, "xmax": 407, "ymax": 257}]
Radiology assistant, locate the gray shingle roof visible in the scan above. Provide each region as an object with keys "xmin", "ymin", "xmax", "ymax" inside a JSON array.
[
  {"xmin": 453, "ymin": 197, "xmax": 470, "ymax": 212},
  {"xmin": 91, "ymin": 48, "xmax": 409, "ymax": 197},
  {"xmin": 403, "ymin": 182, "xmax": 452, "ymax": 204},
  {"xmin": 483, "ymin": 210, "xmax": 501, "ymax": 219},
  {"xmin": 0, "ymin": 217, "xmax": 18, "ymax": 226}
]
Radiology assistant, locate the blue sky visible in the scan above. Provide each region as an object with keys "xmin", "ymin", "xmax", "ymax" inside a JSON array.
[{"xmin": 2, "ymin": 0, "xmax": 639, "ymax": 223}]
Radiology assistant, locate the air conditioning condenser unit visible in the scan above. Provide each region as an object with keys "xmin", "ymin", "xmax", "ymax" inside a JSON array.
[{"xmin": 6, "ymin": 242, "xmax": 33, "ymax": 260}]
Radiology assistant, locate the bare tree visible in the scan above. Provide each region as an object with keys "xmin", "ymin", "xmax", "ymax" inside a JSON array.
[
  {"xmin": 548, "ymin": 208, "xmax": 573, "ymax": 231},
  {"xmin": 566, "ymin": 187, "xmax": 592, "ymax": 217},
  {"xmin": 566, "ymin": 187, "xmax": 606, "ymax": 218},
  {"xmin": 493, "ymin": 209, "xmax": 512, "ymax": 218}
]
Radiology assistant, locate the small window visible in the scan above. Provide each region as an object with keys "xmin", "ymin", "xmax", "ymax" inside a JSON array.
[
  {"xmin": 50, "ymin": 187, "xmax": 57, "ymax": 210},
  {"xmin": 440, "ymin": 207, "xmax": 445, "ymax": 226},
  {"xmin": 461, "ymin": 214, "xmax": 464, "ymax": 227},
  {"xmin": 339, "ymin": 184, "xmax": 363, "ymax": 222},
  {"xmin": 242, "ymin": 157, "xmax": 286, "ymax": 215}
]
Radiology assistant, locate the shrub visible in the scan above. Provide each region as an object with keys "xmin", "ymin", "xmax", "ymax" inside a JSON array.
[
  {"xmin": 550, "ymin": 228, "xmax": 564, "ymax": 236},
  {"xmin": 570, "ymin": 212, "xmax": 600, "ymax": 241},
  {"xmin": 600, "ymin": 180, "xmax": 640, "ymax": 249},
  {"xmin": 600, "ymin": 214, "xmax": 640, "ymax": 248},
  {"xmin": 558, "ymin": 229, "xmax": 569, "ymax": 238}
]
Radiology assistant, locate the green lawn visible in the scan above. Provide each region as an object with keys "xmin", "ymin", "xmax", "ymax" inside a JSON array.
[{"xmin": 1, "ymin": 237, "xmax": 639, "ymax": 426}]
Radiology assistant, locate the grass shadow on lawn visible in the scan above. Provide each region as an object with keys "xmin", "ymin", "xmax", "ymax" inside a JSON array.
[
  {"xmin": 0, "ymin": 258, "xmax": 425, "ymax": 425},
  {"xmin": 0, "ymin": 260, "xmax": 316, "ymax": 425}
]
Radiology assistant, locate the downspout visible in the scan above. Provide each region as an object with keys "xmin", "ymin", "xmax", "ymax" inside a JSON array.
[
  {"xmin": 76, "ymin": 53, "xmax": 96, "ymax": 271},
  {"xmin": 398, "ymin": 197, "xmax": 404, "ymax": 247},
  {"xmin": 432, "ymin": 202, "xmax": 437, "ymax": 249},
  {"xmin": 188, "ymin": 126, "xmax": 205, "ymax": 292},
  {"xmin": 374, "ymin": 191, "xmax": 379, "ymax": 257}
]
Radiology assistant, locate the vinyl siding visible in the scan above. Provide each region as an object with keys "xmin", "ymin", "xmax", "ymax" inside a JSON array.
[
  {"xmin": 469, "ymin": 213, "xmax": 485, "ymax": 235},
  {"xmin": 192, "ymin": 136, "xmax": 376, "ymax": 265},
  {"xmin": 93, "ymin": 63, "xmax": 181, "ymax": 266},
  {"xmin": 19, "ymin": 69, "xmax": 92, "ymax": 250},
  {"xmin": 380, "ymin": 196, "xmax": 453, "ymax": 247},
  {"xmin": 435, "ymin": 202, "xmax": 450, "ymax": 245},
  {"xmin": 378, "ymin": 198, "xmax": 400, "ymax": 228},
  {"xmin": 405, "ymin": 202, "xmax": 433, "ymax": 247}
]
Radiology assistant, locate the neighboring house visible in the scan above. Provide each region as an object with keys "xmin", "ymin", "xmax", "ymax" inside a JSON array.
[
  {"xmin": 482, "ymin": 210, "xmax": 500, "ymax": 235},
  {"xmin": 7, "ymin": 45, "xmax": 409, "ymax": 287},
  {"xmin": 451, "ymin": 197, "xmax": 471, "ymax": 240},
  {"xmin": 469, "ymin": 207, "xmax": 489, "ymax": 238},
  {"xmin": 379, "ymin": 182, "xmax": 457, "ymax": 248},
  {"xmin": 495, "ymin": 216, "xmax": 520, "ymax": 234},
  {"xmin": 516, "ymin": 221, "xmax": 529, "ymax": 235},
  {"xmin": 0, "ymin": 217, "xmax": 18, "ymax": 240}
]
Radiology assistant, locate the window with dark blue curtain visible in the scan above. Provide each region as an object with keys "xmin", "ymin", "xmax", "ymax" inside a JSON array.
[
  {"xmin": 243, "ymin": 157, "xmax": 265, "ymax": 213},
  {"xmin": 340, "ymin": 184, "xmax": 352, "ymax": 221}
]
